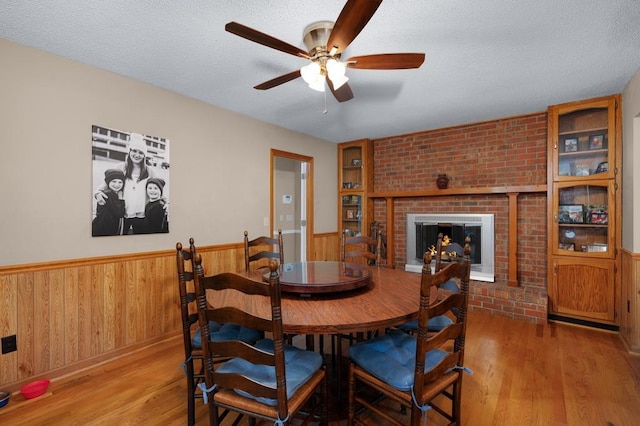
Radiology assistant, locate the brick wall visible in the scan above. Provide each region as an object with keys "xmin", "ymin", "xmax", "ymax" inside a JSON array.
[{"xmin": 372, "ymin": 112, "xmax": 549, "ymax": 323}]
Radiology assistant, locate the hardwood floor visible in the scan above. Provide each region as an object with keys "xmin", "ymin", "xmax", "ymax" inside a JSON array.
[{"xmin": 1, "ymin": 311, "xmax": 639, "ymax": 425}]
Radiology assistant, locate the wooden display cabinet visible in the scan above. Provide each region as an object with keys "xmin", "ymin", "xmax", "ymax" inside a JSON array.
[
  {"xmin": 338, "ymin": 139, "xmax": 373, "ymax": 238},
  {"xmin": 547, "ymin": 94, "xmax": 621, "ymax": 327}
]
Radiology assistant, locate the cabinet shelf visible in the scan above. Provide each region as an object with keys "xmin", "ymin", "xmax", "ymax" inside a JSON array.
[
  {"xmin": 559, "ymin": 126, "xmax": 607, "ymax": 136},
  {"xmin": 558, "ymin": 223, "xmax": 608, "ymax": 229},
  {"xmin": 558, "ymin": 148, "xmax": 607, "ymax": 157}
]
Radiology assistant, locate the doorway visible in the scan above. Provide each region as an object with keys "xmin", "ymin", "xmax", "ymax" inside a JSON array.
[{"xmin": 271, "ymin": 149, "xmax": 313, "ymax": 263}]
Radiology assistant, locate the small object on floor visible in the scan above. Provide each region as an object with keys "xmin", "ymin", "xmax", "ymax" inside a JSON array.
[
  {"xmin": 20, "ymin": 379, "xmax": 50, "ymax": 399},
  {"xmin": 0, "ymin": 391, "xmax": 10, "ymax": 407}
]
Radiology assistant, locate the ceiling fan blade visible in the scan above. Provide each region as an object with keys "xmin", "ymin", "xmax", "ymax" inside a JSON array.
[
  {"xmin": 328, "ymin": 79, "xmax": 354, "ymax": 103},
  {"xmin": 346, "ymin": 53, "xmax": 426, "ymax": 69},
  {"xmin": 326, "ymin": 0, "xmax": 383, "ymax": 55},
  {"xmin": 254, "ymin": 70, "xmax": 302, "ymax": 90},
  {"xmin": 225, "ymin": 22, "xmax": 309, "ymax": 59}
]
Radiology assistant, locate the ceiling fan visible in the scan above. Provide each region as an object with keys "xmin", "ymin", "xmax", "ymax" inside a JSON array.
[{"xmin": 225, "ymin": 0, "xmax": 425, "ymax": 103}]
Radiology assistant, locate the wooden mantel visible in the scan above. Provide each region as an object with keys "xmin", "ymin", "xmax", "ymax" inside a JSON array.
[{"xmin": 368, "ymin": 185, "xmax": 547, "ymax": 287}]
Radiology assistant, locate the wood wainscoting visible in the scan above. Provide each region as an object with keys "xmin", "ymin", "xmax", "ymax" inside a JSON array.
[
  {"xmin": 620, "ymin": 248, "xmax": 640, "ymax": 353},
  {"xmin": 0, "ymin": 232, "xmax": 340, "ymax": 391}
]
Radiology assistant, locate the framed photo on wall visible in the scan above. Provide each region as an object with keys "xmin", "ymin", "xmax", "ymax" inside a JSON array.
[{"xmin": 91, "ymin": 125, "xmax": 171, "ymax": 236}]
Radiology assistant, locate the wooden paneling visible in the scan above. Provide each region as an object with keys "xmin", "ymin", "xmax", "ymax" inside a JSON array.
[
  {"xmin": 0, "ymin": 233, "xmax": 339, "ymax": 389},
  {"xmin": 312, "ymin": 232, "xmax": 340, "ymax": 261},
  {"xmin": 620, "ymin": 249, "xmax": 640, "ymax": 353}
]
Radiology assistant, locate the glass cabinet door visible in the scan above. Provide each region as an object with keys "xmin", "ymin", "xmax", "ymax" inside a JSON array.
[
  {"xmin": 551, "ymin": 99, "xmax": 616, "ymax": 181},
  {"xmin": 552, "ymin": 181, "xmax": 615, "ymax": 257},
  {"xmin": 341, "ymin": 193, "xmax": 363, "ymax": 236}
]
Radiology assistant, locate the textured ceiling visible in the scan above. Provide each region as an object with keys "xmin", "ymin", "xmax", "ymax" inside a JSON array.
[{"xmin": 1, "ymin": 0, "xmax": 639, "ymax": 143}]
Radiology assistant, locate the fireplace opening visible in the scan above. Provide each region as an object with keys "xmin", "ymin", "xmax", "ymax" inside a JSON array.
[
  {"xmin": 405, "ymin": 213, "xmax": 494, "ymax": 282},
  {"xmin": 415, "ymin": 222, "xmax": 481, "ymax": 264}
]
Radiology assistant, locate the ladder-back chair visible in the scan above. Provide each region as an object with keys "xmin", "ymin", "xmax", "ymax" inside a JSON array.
[
  {"xmin": 193, "ymin": 256, "xmax": 328, "ymax": 425},
  {"xmin": 244, "ymin": 229, "xmax": 284, "ymax": 271},
  {"xmin": 348, "ymin": 241, "xmax": 472, "ymax": 425}
]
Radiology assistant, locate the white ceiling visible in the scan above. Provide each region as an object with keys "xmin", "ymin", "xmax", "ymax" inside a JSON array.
[{"xmin": 2, "ymin": 1, "xmax": 640, "ymax": 143}]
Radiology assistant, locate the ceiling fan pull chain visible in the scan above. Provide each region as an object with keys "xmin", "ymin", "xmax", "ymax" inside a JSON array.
[{"xmin": 323, "ymin": 87, "xmax": 328, "ymax": 115}]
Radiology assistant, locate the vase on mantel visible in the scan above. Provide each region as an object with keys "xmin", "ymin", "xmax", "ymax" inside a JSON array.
[{"xmin": 436, "ymin": 174, "xmax": 449, "ymax": 189}]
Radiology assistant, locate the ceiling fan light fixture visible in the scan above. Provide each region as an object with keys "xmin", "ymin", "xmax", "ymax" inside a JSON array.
[
  {"xmin": 326, "ymin": 58, "xmax": 348, "ymax": 89},
  {"xmin": 307, "ymin": 77, "xmax": 326, "ymax": 92},
  {"xmin": 301, "ymin": 61, "xmax": 325, "ymax": 92}
]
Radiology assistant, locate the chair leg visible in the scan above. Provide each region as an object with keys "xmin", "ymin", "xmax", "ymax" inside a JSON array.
[
  {"xmin": 185, "ymin": 360, "xmax": 196, "ymax": 426},
  {"xmin": 348, "ymin": 362, "xmax": 356, "ymax": 425}
]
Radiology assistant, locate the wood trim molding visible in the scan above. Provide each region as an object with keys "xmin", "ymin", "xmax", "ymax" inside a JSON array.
[
  {"xmin": 368, "ymin": 184, "xmax": 546, "ymax": 199},
  {"xmin": 0, "ymin": 242, "xmax": 244, "ymax": 275},
  {"xmin": 369, "ymin": 185, "xmax": 547, "ymax": 286}
]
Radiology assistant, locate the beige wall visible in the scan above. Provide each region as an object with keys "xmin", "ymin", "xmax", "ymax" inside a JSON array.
[
  {"xmin": 0, "ymin": 37, "xmax": 338, "ymax": 267},
  {"xmin": 622, "ymin": 66, "xmax": 640, "ymax": 252}
]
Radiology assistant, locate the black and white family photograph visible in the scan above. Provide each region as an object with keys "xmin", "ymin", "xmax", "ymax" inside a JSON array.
[{"xmin": 91, "ymin": 125, "xmax": 170, "ymax": 236}]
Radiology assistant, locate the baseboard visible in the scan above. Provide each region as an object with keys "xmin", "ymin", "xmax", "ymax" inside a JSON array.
[{"xmin": 548, "ymin": 314, "xmax": 619, "ymax": 332}]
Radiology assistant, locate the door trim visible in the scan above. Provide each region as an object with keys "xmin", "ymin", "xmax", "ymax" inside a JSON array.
[{"xmin": 271, "ymin": 149, "xmax": 314, "ymax": 261}]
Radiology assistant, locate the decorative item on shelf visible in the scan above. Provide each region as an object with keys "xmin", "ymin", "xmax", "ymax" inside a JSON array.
[
  {"xmin": 343, "ymin": 182, "xmax": 352, "ymax": 189},
  {"xmin": 589, "ymin": 134, "xmax": 604, "ymax": 150},
  {"xmin": 558, "ymin": 243, "xmax": 575, "ymax": 251},
  {"xmin": 595, "ymin": 161, "xmax": 608, "ymax": 174},
  {"xmin": 583, "ymin": 243, "xmax": 608, "ymax": 253},
  {"xmin": 351, "ymin": 158, "xmax": 362, "ymax": 166},
  {"xmin": 436, "ymin": 174, "xmax": 449, "ymax": 189},
  {"xmin": 570, "ymin": 162, "xmax": 590, "ymax": 176},
  {"xmin": 585, "ymin": 204, "xmax": 608, "ymax": 224},
  {"xmin": 564, "ymin": 137, "xmax": 578, "ymax": 152},
  {"xmin": 558, "ymin": 204, "xmax": 584, "ymax": 224}
]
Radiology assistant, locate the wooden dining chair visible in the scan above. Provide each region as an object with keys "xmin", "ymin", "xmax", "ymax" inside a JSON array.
[
  {"xmin": 244, "ymin": 229, "xmax": 308, "ymax": 347},
  {"xmin": 192, "ymin": 256, "xmax": 328, "ymax": 426},
  {"xmin": 334, "ymin": 231, "xmax": 384, "ymax": 400},
  {"xmin": 341, "ymin": 232, "xmax": 382, "ymax": 266},
  {"xmin": 244, "ymin": 229, "xmax": 284, "ymax": 271},
  {"xmin": 396, "ymin": 233, "xmax": 466, "ymax": 334},
  {"xmin": 175, "ymin": 239, "xmax": 263, "ymax": 426},
  {"xmin": 348, "ymin": 242, "xmax": 472, "ymax": 426}
]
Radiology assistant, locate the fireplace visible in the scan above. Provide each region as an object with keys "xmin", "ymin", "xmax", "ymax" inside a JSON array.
[{"xmin": 405, "ymin": 213, "xmax": 495, "ymax": 282}]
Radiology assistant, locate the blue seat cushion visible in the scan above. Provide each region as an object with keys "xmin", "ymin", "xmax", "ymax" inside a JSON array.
[
  {"xmin": 191, "ymin": 322, "xmax": 264, "ymax": 348},
  {"xmin": 216, "ymin": 338, "xmax": 323, "ymax": 406},
  {"xmin": 349, "ymin": 329, "xmax": 447, "ymax": 391},
  {"xmin": 396, "ymin": 278, "xmax": 460, "ymax": 332},
  {"xmin": 397, "ymin": 315, "xmax": 453, "ymax": 332},
  {"xmin": 440, "ymin": 279, "xmax": 459, "ymax": 294}
]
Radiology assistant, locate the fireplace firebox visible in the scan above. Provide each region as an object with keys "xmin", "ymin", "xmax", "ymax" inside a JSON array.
[{"xmin": 405, "ymin": 214, "xmax": 495, "ymax": 282}]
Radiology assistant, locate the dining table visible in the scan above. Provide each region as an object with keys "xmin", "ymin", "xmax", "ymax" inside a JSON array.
[
  {"xmin": 211, "ymin": 261, "xmax": 436, "ymax": 336},
  {"xmin": 209, "ymin": 260, "xmax": 438, "ymax": 415}
]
